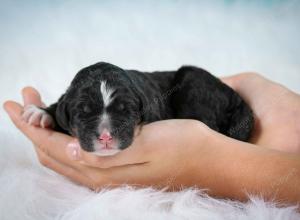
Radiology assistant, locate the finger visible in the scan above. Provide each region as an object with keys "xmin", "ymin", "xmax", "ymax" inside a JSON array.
[
  {"xmin": 4, "ymin": 101, "xmax": 53, "ymax": 145},
  {"xmin": 4, "ymin": 101, "xmax": 105, "ymax": 175},
  {"xmin": 77, "ymin": 141, "xmax": 150, "ymax": 169},
  {"xmin": 102, "ymin": 165, "xmax": 151, "ymax": 188},
  {"xmin": 35, "ymin": 147, "xmax": 95, "ymax": 188},
  {"xmin": 36, "ymin": 145, "xmax": 151, "ymax": 190},
  {"xmin": 4, "ymin": 101, "xmax": 79, "ymax": 165},
  {"xmin": 220, "ymin": 75, "xmax": 237, "ymax": 90},
  {"xmin": 22, "ymin": 86, "xmax": 46, "ymax": 107},
  {"xmin": 32, "ymin": 135, "xmax": 150, "ymax": 189}
]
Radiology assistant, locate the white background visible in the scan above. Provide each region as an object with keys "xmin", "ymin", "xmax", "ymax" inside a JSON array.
[{"xmin": 0, "ymin": 1, "xmax": 299, "ymax": 219}]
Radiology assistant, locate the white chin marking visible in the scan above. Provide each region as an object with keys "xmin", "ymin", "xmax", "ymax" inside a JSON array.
[
  {"xmin": 22, "ymin": 104, "xmax": 54, "ymax": 128},
  {"xmin": 100, "ymin": 80, "xmax": 114, "ymax": 107},
  {"xmin": 92, "ymin": 139, "xmax": 120, "ymax": 156},
  {"xmin": 92, "ymin": 149, "xmax": 121, "ymax": 156}
]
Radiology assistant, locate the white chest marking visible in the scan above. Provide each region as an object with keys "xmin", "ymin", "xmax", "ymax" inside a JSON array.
[{"xmin": 100, "ymin": 81, "xmax": 114, "ymax": 107}]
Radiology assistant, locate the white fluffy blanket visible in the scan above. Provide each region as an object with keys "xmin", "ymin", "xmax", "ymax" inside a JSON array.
[{"xmin": 0, "ymin": 1, "xmax": 299, "ymax": 219}]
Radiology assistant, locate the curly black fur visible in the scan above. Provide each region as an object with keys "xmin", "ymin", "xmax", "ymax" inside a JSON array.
[{"xmin": 44, "ymin": 62, "xmax": 254, "ymax": 152}]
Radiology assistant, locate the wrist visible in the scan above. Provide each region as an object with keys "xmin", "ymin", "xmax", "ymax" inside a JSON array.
[
  {"xmin": 187, "ymin": 128, "xmax": 251, "ymax": 198},
  {"xmin": 191, "ymin": 130, "xmax": 300, "ymax": 202}
]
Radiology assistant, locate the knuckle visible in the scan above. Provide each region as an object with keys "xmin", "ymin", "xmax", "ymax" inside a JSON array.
[
  {"xmin": 89, "ymin": 180, "xmax": 102, "ymax": 192},
  {"xmin": 89, "ymin": 156, "xmax": 105, "ymax": 168},
  {"xmin": 89, "ymin": 177, "xmax": 111, "ymax": 191},
  {"xmin": 185, "ymin": 119, "xmax": 201, "ymax": 127},
  {"xmin": 15, "ymin": 121, "xmax": 24, "ymax": 131},
  {"xmin": 36, "ymin": 142, "xmax": 50, "ymax": 157},
  {"xmin": 239, "ymin": 72, "xmax": 262, "ymax": 80},
  {"xmin": 38, "ymin": 154, "xmax": 50, "ymax": 167},
  {"xmin": 62, "ymin": 167, "xmax": 76, "ymax": 178},
  {"xmin": 183, "ymin": 119, "xmax": 208, "ymax": 131}
]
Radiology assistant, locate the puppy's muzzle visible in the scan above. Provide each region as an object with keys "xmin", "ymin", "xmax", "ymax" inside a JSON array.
[{"xmin": 98, "ymin": 128, "xmax": 113, "ymax": 148}]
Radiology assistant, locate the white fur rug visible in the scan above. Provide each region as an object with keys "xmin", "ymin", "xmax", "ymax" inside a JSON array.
[{"xmin": 0, "ymin": 1, "xmax": 299, "ymax": 219}]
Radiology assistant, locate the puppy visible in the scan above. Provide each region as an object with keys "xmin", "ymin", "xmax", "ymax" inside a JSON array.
[{"xmin": 22, "ymin": 62, "xmax": 254, "ymax": 155}]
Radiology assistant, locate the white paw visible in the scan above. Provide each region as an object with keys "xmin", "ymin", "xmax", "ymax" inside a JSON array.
[{"xmin": 22, "ymin": 104, "xmax": 54, "ymax": 128}]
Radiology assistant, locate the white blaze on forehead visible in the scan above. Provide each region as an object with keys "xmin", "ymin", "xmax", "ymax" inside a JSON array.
[
  {"xmin": 98, "ymin": 110, "xmax": 111, "ymax": 132},
  {"xmin": 101, "ymin": 112, "xmax": 110, "ymax": 125},
  {"xmin": 100, "ymin": 81, "xmax": 114, "ymax": 107}
]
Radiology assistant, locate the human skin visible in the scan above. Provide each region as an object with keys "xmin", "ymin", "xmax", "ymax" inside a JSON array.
[{"xmin": 3, "ymin": 73, "xmax": 300, "ymax": 205}]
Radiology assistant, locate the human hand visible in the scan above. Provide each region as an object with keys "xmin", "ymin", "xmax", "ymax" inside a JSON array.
[
  {"xmin": 4, "ymin": 82, "xmax": 300, "ymax": 203},
  {"xmin": 222, "ymin": 73, "xmax": 300, "ymax": 153},
  {"xmin": 4, "ymin": 87, "xmax": 214, "ymax": 189}
]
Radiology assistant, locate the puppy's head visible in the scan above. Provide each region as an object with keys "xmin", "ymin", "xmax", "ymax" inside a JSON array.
[{"xmin": 56, "ymin": 63, "xmax": 143, "ymax": 155}]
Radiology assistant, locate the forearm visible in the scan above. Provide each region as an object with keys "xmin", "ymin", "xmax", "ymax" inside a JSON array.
[{"xmin": 191, "ymin": 129, "xmax": 300, "ymax": 204}]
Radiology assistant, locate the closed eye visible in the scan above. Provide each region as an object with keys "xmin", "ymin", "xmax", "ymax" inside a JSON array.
[
  {"xmin": 83, "ymin": 105, "xmax": 91, "ymax": 113},
  {"xmin": 117, "ymin": 103, "xmax": 125, "ymax": 111},
  {"xmin": 110, "ymin": 90, "xmax": 118, "ymax": 99}
]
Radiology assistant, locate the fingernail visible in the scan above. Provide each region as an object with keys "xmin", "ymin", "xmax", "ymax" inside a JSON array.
[{"xmin": 66, "ymin": 142, "xmax": 81, "ymax": 160}]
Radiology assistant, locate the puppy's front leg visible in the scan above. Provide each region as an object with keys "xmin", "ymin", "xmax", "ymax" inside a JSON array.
[{"xmin": 22, "ymin": 104, "xmax": 56, "ymax": 129}]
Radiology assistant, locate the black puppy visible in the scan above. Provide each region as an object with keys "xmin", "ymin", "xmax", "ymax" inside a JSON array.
[{"xmin": 22, "ymin": 62, "xmax": 254, "ymax": 155}]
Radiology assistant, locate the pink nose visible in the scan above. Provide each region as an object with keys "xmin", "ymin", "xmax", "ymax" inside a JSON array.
[{"xmin": 98, "ymin": 129, "xmax": 113, "ymax": 143}]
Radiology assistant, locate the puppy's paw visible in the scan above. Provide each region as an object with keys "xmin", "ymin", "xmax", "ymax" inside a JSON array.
[{"xmin": 22, "ymin": 104, "xmax": 54, "ymax": 128}]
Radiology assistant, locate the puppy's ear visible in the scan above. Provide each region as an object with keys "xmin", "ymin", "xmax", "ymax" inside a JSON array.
[
  {"xmin": 134, "ymin": 85, "xmax": 162, "ymax": 123},
  {"xmin": 55, "ymin": 94, "xmax": 71, "ymax": 132},
  {"xmin": 136, "ymin": 91, "xmax": 149, "ymax": 121},
  {"xmin": 123, "ymin": 70, "xmax": 162, "ymax": 122},
  {"xmin": 125, "ymin": 82, "xmax": 148, "ymax": 122}
]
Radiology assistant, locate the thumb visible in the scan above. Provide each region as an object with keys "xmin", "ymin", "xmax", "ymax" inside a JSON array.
[
  {"xmin": 22, "ymin": 86, "xmax": 46, "ymax": 107},
  {"xmin": 3, "ymin": 101, "xmax": 52, "ymax": 146}
]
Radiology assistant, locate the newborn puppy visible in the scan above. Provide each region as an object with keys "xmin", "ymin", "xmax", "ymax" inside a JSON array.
[{"xmin": 22, "ymin": 62, "xmax": 254, "ymax": 155}]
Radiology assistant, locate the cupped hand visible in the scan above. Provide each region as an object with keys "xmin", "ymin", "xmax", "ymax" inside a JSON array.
[
  {"xmin": 4, "ymin": 87, "xmax": 213, "ymax": 189},
  {"xmin": 222, "ymin": 73, "xmax": 300, "ymax": 153},
  {"xmin": 4, "ymin": 72, "xmax": 300, "ymax": 191}
]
